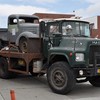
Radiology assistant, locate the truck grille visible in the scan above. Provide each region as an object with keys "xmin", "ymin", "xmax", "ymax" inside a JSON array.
[{"xmin": 89, "ymin": 45, "xmax": 100, "ymax": 65}]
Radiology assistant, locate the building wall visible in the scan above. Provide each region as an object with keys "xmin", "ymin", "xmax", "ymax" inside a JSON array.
[
  {"xmin": 85, "ymin": 16, "xmax": 100, "ymax": 38},
  {"xmin": 91, "ymin": 16, "xmax": 100, "ymax": 38},
  {"xmin": 34, "ymin": 13, "xmax": 75, "ymax": 19},
  {"xmin": 84, "ymin": 16, "xmax": 98, "ymax": 29}
]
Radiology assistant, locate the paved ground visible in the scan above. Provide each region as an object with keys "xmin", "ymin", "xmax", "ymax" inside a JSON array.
[{"xmin": 0, "ymin": 75, "xmax": 100, "ymax": 100}]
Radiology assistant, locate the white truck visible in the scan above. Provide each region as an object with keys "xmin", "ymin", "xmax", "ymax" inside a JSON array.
[{"xmin": 0, "ymin": 14, "xmax": 39, "ymax": 52}]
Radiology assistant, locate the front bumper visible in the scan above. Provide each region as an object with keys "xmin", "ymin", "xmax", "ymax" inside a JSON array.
[
  {"xmin": 73, "ymin": 67, "xmax": 100, "ymax": 78},
  {"xmin": 73, "ymin": 52, "xmax": 100, "ymax": 78}
]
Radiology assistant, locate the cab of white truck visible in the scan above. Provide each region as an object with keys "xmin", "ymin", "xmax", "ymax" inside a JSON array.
[
  {"xmin": 0, "ymin": 14, "xmax": 40, "ymax": 51},
  {"xmin": 8, "ymin": 14, "xmax": 39, "ymax": 42}
]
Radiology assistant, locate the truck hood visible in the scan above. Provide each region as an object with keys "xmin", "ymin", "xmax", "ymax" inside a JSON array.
[
  {"xmin": 50, "ymin": 37, "xmax": 100, "ymax": 52},
  {"xmin": 19, "ymin": 23, "xmax": 39, "ymax": 34},
  {"xmin": 73, "ymin": 37, "xmax": 100, "ymax": 52}
]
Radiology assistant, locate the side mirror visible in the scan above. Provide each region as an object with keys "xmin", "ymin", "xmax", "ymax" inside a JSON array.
[{"xmin": 40, "ymin": 21, "xmax": 45, "ymax": 33}]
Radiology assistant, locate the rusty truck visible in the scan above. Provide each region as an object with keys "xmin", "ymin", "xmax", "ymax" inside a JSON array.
[{"xmin": 0, "ymin": 18, "xmax": 100, "ymax": 94}]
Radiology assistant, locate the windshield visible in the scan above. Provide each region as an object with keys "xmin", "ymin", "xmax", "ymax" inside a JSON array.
[
  {"xmin": 9, "ymin": 17, "xmax": 39, "ymax": 25},
  {"xmin": 62, "ymin": 21, "xmax": 90, "ymax": 37},
  {"xmin": 18, "ymin": 17, "xmax": 39, "ymax": 24}
]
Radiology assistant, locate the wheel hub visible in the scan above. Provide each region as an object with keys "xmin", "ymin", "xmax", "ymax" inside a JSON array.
[
  {"xmin": 21, "ymin": 41, "xmax": 27, "ymax": 52},
  {"xmin": 53, "ymin": 70, "xmax": 66, "ymax": 87}
]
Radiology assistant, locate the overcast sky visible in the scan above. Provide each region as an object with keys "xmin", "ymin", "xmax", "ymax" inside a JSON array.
[{"xmin": 0, "ymin": 0, "xmax": 100, "ymax": 27}]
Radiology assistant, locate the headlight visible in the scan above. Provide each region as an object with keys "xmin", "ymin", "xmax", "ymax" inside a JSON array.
[{"xmin": 75, "ymin": 53, "xmax": 84, "ymax": 62}]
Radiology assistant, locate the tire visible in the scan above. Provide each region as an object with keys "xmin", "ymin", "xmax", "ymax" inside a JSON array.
[
  {"xmin": 88, "ymin": 76, "xmax": 100, "ymax": 87},
  {"xmin": 19, "ymin": 37, "xmax": 28, "ymax": 53},
  {"xmin": 0, "ymin": 57, "xmax": 16, "ymax": 79},
  {"xmin": 47, "ymin": 61, "xmax": 75, "ymax": 94}
]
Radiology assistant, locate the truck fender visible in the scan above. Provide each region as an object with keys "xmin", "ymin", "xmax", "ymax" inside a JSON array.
[
  {"xmin": 16, "ymin": 31, "xmax": 39, "ymax": 46},
  {"xmin": 48, "ymin": 53, "xmax": 71, "ymax": 67}
]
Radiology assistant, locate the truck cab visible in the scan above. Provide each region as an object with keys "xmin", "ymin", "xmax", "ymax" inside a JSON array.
[{"xmin": 42, "ymin": 19, "xmax": 90, "ymax": 58}]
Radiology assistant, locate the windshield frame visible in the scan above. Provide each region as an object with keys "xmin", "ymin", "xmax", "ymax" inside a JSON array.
[{"xmin": 61, "ymin": 20, "xmax": 90, "ymax": 37}]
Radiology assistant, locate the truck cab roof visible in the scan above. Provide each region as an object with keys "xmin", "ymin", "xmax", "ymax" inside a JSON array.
[
  {"xmin": 46, "ymin": 18, "xmax": 89, "ymax": 24},
  {"xmin": 8, "ymin": 14, "xmax": 39, "ymax": 19}
]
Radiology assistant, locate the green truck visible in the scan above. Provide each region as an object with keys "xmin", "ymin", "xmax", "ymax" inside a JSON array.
[{"xmin": 0, "ymin": 18, "xmax": 100, "ymax": 95}]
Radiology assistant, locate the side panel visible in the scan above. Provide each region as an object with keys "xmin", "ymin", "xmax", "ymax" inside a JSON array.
[
  {"xmin": 7, "ymin": 24, "xmax": 19, "ymax": 42},
  {"xmin": 16, "ymin": 31, "xmax": 39, "ymax": 46}
]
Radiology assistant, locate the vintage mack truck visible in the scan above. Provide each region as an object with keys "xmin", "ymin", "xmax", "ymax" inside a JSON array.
[
  {"xmin": 0, "ymin": 14, "xmax": 39, "ymax": 52},
  {"xmin": 0, "ymin": 18, "xmax": 100, "ymax": 95}
]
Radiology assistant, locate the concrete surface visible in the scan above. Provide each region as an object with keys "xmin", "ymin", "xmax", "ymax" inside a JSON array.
[
  {"xmin": 0, "ymin": 95, "xmax": 4, "ymax": 100},
  {"xmin": 0, "ymin": 75, "xmax": 100, "ymax": 100}
]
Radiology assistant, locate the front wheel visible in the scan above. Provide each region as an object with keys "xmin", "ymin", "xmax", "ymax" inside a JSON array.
[
  {"xmin": 88, "ymin": 76, "xmax": 100, "ymax": 87},
  {"xmin": 19, "ymin": 37, "xmax": 28, "ymax": 53},
  {"xmin": 47, "ymin": 62, "xmax": 75, "ymax": 94}
]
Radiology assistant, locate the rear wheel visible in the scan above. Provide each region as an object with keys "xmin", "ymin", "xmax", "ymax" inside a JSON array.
[
  {"xmin": 0, "ymin": 57, "xmax": 16, "ymax": 79},
  {"xmin": 19, "ymin": 37, "xmax": 28, "ymax": 53},
  {"xmin": 47, "ymin": 61, "xmax": 75, "ymax": 94},
  {"xmin": 88, "ymin": 76, "xmax": 100, "ymax": 87}
]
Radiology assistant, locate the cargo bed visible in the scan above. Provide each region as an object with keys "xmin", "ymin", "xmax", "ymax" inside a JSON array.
[{"xmin": 0, "ymin": 45, "xmax": 42, "ymax": 74}]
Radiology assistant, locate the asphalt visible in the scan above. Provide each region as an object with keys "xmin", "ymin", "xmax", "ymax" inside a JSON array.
[{"xmin": 0, "ymin": 75, "xmax": 100, "ymax": 100}]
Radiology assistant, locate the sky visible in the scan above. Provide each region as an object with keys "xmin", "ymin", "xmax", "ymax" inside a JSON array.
[{"xmin": 0, "ymin": 0, "xmax": 100, "ymax": 27}]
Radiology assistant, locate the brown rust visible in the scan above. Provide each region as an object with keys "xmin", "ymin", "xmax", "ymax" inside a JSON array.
[
  {"xmin": 0, "ymin": 50, "xmax": 42, "ymax": 74},
  {"xmin": 0, "ymin": 51, "xmax": 41, "ymax": 62}
]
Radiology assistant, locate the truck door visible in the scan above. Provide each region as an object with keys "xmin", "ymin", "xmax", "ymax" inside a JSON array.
[
  {"xmin": 49, "ymin": 23, "xmax": 61, "ymax": 47},
  {"xmin": 8, "ymin": 17, "xmax": 19, "ymax": 43}
]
